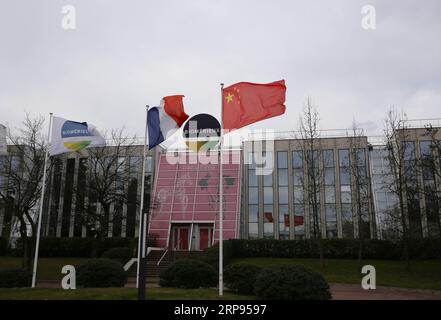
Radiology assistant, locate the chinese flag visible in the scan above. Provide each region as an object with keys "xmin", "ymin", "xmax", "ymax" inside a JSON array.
[{"xmin": 222, "ymin": 80, "xmax": 286, "ymax": 132}]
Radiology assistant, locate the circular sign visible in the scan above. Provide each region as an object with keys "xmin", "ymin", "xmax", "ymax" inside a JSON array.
[{"xmin": 182, "ymin": 114, "xmax": 221, "ymax": 152}]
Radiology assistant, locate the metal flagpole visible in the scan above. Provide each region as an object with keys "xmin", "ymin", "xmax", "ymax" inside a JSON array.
[
  {"xmin": 137, "ymin": 105, "xmax": 149, "ymax": 299},
  {"xmin": 31, "ymin": 112, "xmax": 53, "ymax": 288},
  {"xmin": 219, "ymin": 83, "xmax": 224, "ymax": 296}
]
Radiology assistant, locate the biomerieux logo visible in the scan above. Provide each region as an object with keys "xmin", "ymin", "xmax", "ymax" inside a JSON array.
[{"xmin": 61, "ymin": 120, "xmax": 92, "ymax": 151}]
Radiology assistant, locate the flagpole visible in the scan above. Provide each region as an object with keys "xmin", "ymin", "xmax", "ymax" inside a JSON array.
[
  {"xmin": 137, "ymin": 105, "xmax": 149, "ymax": 299},
  {"xmin": 219, "ymin": 83, "xmax": 224, "ymax": 296},
  {"xmin": 31, "ymin": 112, "xmax": 53, "ymax": 288}
]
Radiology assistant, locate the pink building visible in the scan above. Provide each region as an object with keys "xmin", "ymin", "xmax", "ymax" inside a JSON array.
[{"xmin": 148, "ymin": 150, "xmax": 242, "ymax": 251}]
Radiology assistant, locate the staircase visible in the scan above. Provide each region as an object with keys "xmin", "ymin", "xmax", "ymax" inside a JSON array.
[{"xmin": 127, "ymin": 249, "xmax": 206, "ymax": 284}]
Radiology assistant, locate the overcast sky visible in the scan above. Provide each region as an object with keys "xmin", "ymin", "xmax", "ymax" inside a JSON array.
[{"xmin": 1, "ymin": 0, "xmax": 441, "ymax": 148}]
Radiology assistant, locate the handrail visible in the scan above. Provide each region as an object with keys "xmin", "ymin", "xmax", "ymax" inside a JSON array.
[{"xmin": 157, "ymin": 249, "xmax": 169, "ymax": 267}]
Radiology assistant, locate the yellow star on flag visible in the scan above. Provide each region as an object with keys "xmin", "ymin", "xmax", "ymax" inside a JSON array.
[{"xmin": 225, "ymin": 93, "xmax": 234, "ymax": 103}]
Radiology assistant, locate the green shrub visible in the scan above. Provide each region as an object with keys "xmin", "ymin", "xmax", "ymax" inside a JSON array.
[
  {"xmin": 199, "ymin": 241, "xmax": 234, "ymax": 269},
  {"xmin": 228, "ymin": 238, "xmax": 441, "ymax": 260},
  {"xmin": 77, "ymin": 259, "xmax": 127, "ymax": 287},
  {"xmin": 14, "ymin": 237, "xmax": 143, "ymax": 258},
  {"xmin": 224, "ymin": 263, "xmax": 262, "ymax": 295},
  {"xmin": 159, "ymin": 259, "xmax": 217, "ymax": 289},
  {"xmin": 101, "ymin": 247, "xmax": 133, "ymax": 265},
  {"xmin": 254, "ymin": 264, "xmax": 331, "ymax": 300},
  {"xmin": 0, "ymin": 269, "xmax": 32, "ymax": 288}
]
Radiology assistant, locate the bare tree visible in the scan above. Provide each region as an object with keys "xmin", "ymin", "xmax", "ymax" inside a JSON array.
[
  {"xmin": 75, "ymin": 128, "xmax": 140, "ymax": 241},
  {"xmin": 347, "ymin": 120, "xmax": 371, "ymax": 270},
  {"xmin": 0, "ymin": 114, "xmax": 48, "ymax": 271},
  {"xmin": 383, "ymin": 107, "xmax": 417, "ymax": 267},
  {"xmin": 296, "ymin": 97, "xmax": 325, "ymax": 268}
]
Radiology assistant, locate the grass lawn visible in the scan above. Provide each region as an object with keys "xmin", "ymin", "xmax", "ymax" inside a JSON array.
[
  {"xmin": 2, "ymin": 256, "xmax": 440, "ymax": 292},
  {"xmin": 0, "ymin": 257, "xmax": 88, "ymax": 281},
  {"xmin": 231, "ymin": 258, "xmax": 441, "ymax": 290},
  {"xmin": 0, "ymin": 287, "xmax": 253, "ymax": 300}
]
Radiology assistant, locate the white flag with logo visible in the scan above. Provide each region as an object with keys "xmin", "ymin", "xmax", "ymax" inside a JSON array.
[
  {"xmin": 50, "ymin": 117, "xmax": 106, "ymax": 156},
  {"xmin": 0, "ymin": 124, "xmax": 6, "ymax": 155}
]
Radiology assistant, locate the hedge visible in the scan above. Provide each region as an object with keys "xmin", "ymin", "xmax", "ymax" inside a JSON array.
[
  {"xmin": 211, "ymin": 238, "xmax": 441, "ymax": 260},
  {"xmin": 254, "ymin": 264, "xmax": 331, "ymax": 300},
  {"xmin": 13, "ymin": 237, "xmax": 156, "ymax": 258},
  {"xmin": 101, "ymin": 247, "xmax": 133, "ymax": 264},
  {"xmin": 199, "ymin": 241, "xmax": 234, "ymax": 269},
  {"xmin": 77, "ymin": 259, "xmax": 127, "ymax": 287},
  {"xmin": 159, "ymin": 259, "xmax": 217, "ymax": 289},
  {"xmin": 0, "ymin": 269, "xmax": 32, "ymax": 288}
]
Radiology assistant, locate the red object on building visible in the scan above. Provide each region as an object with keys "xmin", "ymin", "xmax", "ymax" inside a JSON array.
[
  {"xmin": 294, "ymin": 216, "xmax": 304, "ymax": 226},
  {"xmin": 222, "ymin": 80, "xmax": 287, "ymax": 132},
  {"xmin": 264, "ymin": 212, "xmax": 274, "ymax": 222},
  {"xmin": 284, "ymin": 214, "xmax": 290, "ymax": 227}
]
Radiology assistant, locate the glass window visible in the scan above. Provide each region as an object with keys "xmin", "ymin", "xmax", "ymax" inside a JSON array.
[
  {"xmin": 248, "ymin": 187, "xmax": 258, "ymax": 204},
  {"xmin": 355, "ymin": 149, "xmax": 366, "ymax": 166},
  {"xmin": 341, "ymin": 189, "xmax": 352, "ymax": 203},
  {"xmin": 248, "ymin": 204, "xmax": 258, "ymax": 222},
  {"xmin": 264, "ymin": 205, "xmax": 274, "ymax": 222},
  {"xmin": 404, "ymin": 142, "xmax": 415, "ymax": 160},
  {"xmin": 293, "ymin": 187, "xmax": 304, "ymax": 204},
  {"xmin": 248, "ymin": 223, "xmax": 258, "ymax": 238},
  {"xmin": 264, "ymin": 187, "xmax": 273, "ymax": 204},
  {"xmin": 130, "ymin": 156, "xmax": 140, "ymax": 173},
  {"xmin": 293, "ymin": 170, "xmax": 303, "ymax": 186},
  {"xmin": 339, "ymin": 149, "xmax": 350, "ymax": 167},
  {"xmin": 294, "ymin": 205, "xmax": 304, "ymax": 216},
  {"xmin": 263, "ymin": 173, "xmax": 273, "ymax": 186},
  {"xmin": 293, "ymin": 151, "xmax": 303, "ymax": 168},
  {"xmin": 325, "ymin": 186, "xmax": 336, "ymax": 203},
  {"xmin": 307, "ymin": 150, "xmax": 320, "ymax": 169},
  {"xmin": 279, "ymin": 204, "xmax": 290, "ymax": 237},
  {"xmin": 247, "ymin": 152, "xmax": 257, "ymax": 168},
  {"xmin": 357, "ymin": 166, "xmax": 367, "ymax": 179},
  {"xmin": 263, "ymin": 223, "xmax": 274, "ymax": 238},
  {"xmin": 324, "ymin": 168, "xmax": 335, "ymax": 185},
  {"xmin": 145, "ymin": 156, "xmax": 153, "ymax": 173},
  {"xmin": 294, "ymin": 205, "xmax": 305, "ymax": 237},
  {"xmin": 420, "ymin": 141, "xmax": 432, "ymax": 157},
  {"xmin": 278, "ymin": 168, "xmax": 288, "ymax": 186},
  {"xmin": 339, "ymin": 167, "xmax": 350, "ymax": 185},
  {"xmin": 323, "ymin": 150, "xmax": 334, "ymax": 168},
  {"xmin": 341, "ymin": 203, "xmax": 354, "ymax": 238},
  {"xmin": 262, "ymin": 151, "xmax": 273, "ymax": 172},
  {"xmin": 278, "ymin": 186, "xmax": 289, "ymax": 204},
  {"xmin": 248, "ymin": 170, "xmax": 258, "ymax": 186},
  {"xmin": 277, "ymin": 151, "xmax": 288, "ymax": 168},
  {"xmin": 325, "ymin": 204, "xmax": 337, "ymax": 222}
]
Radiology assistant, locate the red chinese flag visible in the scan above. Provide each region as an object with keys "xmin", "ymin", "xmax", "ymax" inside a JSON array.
[
  {"xmin": 222, "ymin": 80, "xmax": 286, "ymax": 131},
  {"xmin": 294, "ymin": 216, "xmax": 304, "ymax": 226},
  {"xmin": 264, "ymin": 212, "xmax": 273, "ymax": 223},
  {"xmin": 284, "ymin": 214, "xmax": 290, "ymax": 227}
]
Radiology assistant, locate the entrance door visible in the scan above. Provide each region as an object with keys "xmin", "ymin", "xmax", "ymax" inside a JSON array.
[
  {"xmin": 179, "ymin": 228, "xmax": 189, "ymax": 250},
  {"xmin": 172, "ymin": 227, "xmax": 189, "ymax": 250},
  {"xmin": 199, "ymin": 228, "xmax": 209, "ymax": 251},
  {"xmin": 199, "ymin": 227, "xmax": 213, "ymax": 251}
]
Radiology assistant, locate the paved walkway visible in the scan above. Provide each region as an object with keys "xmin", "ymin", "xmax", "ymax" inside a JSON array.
[
  {"xmin": 330, "ymin": 283, "xmax": 441, "ymax": 300},
  {"xmin": 35, "ymin": 281, "xmax": 441, "ymax": 300}
]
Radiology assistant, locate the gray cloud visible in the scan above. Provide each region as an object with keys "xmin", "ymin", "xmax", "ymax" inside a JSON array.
[{"xmin": 1, "ymin": 0, "xmax": 440, "ymax": 143}]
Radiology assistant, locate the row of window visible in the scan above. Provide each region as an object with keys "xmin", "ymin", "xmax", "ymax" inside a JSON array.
[{"xmin": 247, "ymin": 149, "xmax": 369, "ymax": 239}]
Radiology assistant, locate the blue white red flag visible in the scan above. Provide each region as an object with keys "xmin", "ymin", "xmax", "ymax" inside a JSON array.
[{"xmin": 148, "ymin": 95, "xmax": 189, "ymax": 149}]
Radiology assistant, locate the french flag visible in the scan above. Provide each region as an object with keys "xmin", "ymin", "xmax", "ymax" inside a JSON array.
[{"xmin": 148, "ymin": 95, "xmax": 189, "ymax": 149}]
